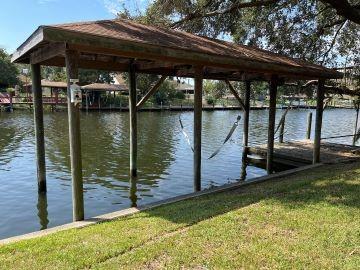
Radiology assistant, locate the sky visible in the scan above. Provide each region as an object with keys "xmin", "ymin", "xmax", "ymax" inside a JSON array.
[{"xmin": 0, "ymin": 0, "xmax": 150, "ymax": 53}]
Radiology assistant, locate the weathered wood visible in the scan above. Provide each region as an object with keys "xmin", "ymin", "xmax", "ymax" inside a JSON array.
[
  {"xmin": 306, "ymin": 112, "xmax": 312, "ymax": 139},
  {"xmin": 31, "ymin": 64, "xmax": 46, "ymax": 193},
  {"xmin": 27, "ymin": 28, "xmax": 341, "ymax": 80},
  {"xmin": 65, "ymin": 50, "xmax": 84, "ymax": 221},
  {"xmin": 137, "ymin": 75, "xmax": 167, "ymax": 108},
  {"xmin": 313, "ymin": 79, "xmax": 325, "ymax": 164},
  {"xmin": 267, "ymin": 76, "xmax": 278, "ymax": 174},
  {"xmin": 30, "ymin": 42, "xmax": 66, "ymax": 64},
  {"xmin": 225, "ymin": 79, "xmax": 246, "ymax": 111},
  {"xmin": 243, "ymin": 81, "xmax": 251, "ymax": 147},
  {"xmin": 194, "ymin": 66, "xmax": 203, "ymax": 192},
  {"xmin": 129, "ymin": 61, "xmax": 137, "ymax": 177},
  {"xmin": 353, "ymin": 104, "xmax": 359, "ymax": 146}
]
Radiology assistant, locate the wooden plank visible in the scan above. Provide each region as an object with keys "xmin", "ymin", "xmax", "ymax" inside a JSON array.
[
  {"xmin": 30, "ymin": 42, "xmax": 66, "ymax": 64},
  {"xmin": 47, "ymin": 29, "xmax": 342, "ymax": 80},
  {"xmin": 267, "ymin": 76, "xmax": 278, "ymax": 173},
  {"xmin": 65, "ymin": 50, "xmax": 84, "ymax": 221},
  {"xmin": 129, "ymin": 61, "xmax": 137, "ymax": 177},
  {"xmin": 313, "ymin": 79, "xmax": 325, "ymax": 164},
  {"xmin": 225, "ymin": 79, "xmax": 246, "ymax": 111},
  {"xmin": 31, "ymin": 63, "xmax": 47, "ymax": 193},
  {"xmin": 136, "ymin": 75, "xmax": 167, "ymax": 108},
  {"xmin": 194, "ymin": 66, "xmax": 203, "ymax": 192}
]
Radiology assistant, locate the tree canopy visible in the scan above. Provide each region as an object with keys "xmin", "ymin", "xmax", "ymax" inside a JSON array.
[
  {"xmin": 0, "ymin": 49, "xmax": 19, "ymax": 89},
  {"xmin": 118, "ymin": 0, "xmax": 359, "ymax": 68}
]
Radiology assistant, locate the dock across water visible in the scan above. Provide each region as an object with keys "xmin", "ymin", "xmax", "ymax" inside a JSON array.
[{"xmin": 248, "ymin": 140, "xmax": 360, "ymax": 168}]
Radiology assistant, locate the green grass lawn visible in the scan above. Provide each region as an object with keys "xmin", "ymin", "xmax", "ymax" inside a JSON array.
[{"xmin": 1, "ymin": 162, "xmax": 360, "ymax": 269}]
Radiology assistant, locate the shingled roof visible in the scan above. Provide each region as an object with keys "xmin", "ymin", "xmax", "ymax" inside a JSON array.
[{"xmin": 12, "ymin": 19, "xmax": 342, "ymax": 81}]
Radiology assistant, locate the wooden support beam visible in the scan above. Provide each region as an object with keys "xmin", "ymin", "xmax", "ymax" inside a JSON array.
[
  {"xmin": 30, "ymin": 42, "xmax": 66, "ymax": 64},
  {"xmin": 65, "ymin": 50, "xmax": 84, "ymax": 221},
  {"xmin": 31, "ymin": 63, "xmax": 46, "ymax": 193},
  {"xmin": 194, "ymin": 66, "xmax": 203, "ymax": 192},
  {"xmin": 353, "ymin": 103, "xmax": 359, "ymax": 146},
  {"xmin": 279, "ymin": 117, "xmax": 285, "ymax": 143},
  {"xmin": 267, "ymin": 76, "xmax": 278, "ymax": 174},
  {"xmin": 225, "ymin": 79, "xmax": 246, "ymax": 111},
  {"xmin": 136, "ymin": 75, "xmax": 167, "ymax": 108},
  {"xmin": 129, "ymin": 61, "xmax": 137, "ymax": 177},
  {"xmin": 243, "ymin": 81, "xmax": 251, "ymax": 147},
  {"xmin": 313, "ymin": 79, "xmax": 325, "ymax": 164},
  {"xmin": 306, "ymin": 112, "xmax": 312, "ymax": 140}
]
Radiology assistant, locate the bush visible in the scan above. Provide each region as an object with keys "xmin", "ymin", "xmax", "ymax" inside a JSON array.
[{"xmin": 206, "ymin": 95, "xmax": 216, "ymax": 105}]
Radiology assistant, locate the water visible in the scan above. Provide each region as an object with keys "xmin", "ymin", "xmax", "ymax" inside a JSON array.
[{"xmin": 0, "ymin": 108, "xmax": 357, "ymax": 239}]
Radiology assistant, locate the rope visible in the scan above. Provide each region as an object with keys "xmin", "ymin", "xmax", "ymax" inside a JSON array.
[
  {"xmin": 178, "ymin": 116, "xmax": 194, "ymax": 152},
  {"xmin": 208, "ymin": 115, "xmax": 241, "ymax": 159}
]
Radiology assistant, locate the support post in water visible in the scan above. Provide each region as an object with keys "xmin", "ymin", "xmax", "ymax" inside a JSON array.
[
  {"xmin": 267, "ymin": 76, "xmax": 278, "ymax": 174},
  {"xmin": 129, "ymin": 61, "xmax": 137, "ymax": 177},
  {"xmin": 65, "ymin": 50, "xmax": 84, "ymax": 221},
  {"xmin": 31, "ymin": 63, "xmax": 46, "ymax": 193},
  {"xmin": 194, "ymin": 66, "xmax": 203, "ymax": 192},
  {"xmin": 313, "ymin": 79, "xmax": 325, "ymax": 164},
  {"xmin": 306, "ymin": 112, "xmax": 312, "ymax": 140},
  {"xmin": 243, "ymin": 81, "xmax": 251, "ymax": 148},
  {"xmin": 353, "ymin": 103, "xmax": 359, "ymax": 146}
]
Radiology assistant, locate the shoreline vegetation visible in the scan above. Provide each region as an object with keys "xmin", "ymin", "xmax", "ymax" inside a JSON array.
[{"xmin": 1, "ymin": 162, "xmax": 359, "ymax": 269}]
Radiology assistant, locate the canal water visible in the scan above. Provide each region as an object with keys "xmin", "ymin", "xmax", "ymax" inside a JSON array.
[{"xmin": 0, "ymin": 108, "xmax": 357, "ymax": 239}]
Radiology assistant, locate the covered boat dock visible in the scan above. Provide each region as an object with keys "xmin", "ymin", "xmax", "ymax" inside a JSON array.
[{"xmin": 11, "ymin": 19, "xmax": 344, "ymax": 221}]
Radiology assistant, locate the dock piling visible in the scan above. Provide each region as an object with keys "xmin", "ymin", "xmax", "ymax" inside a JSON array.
[
  {"xmin": 31, "ymin": 63, "xmax": 47, "ymax": 193},
  {"xmin": 194, "ymin": 66, "xmax": 203, "ymax": 192},
  {"xmin": 313, "ymin": 79, "xmax": 325, "ymax": 164},
  {"xmin": 267, "ymin": 76, "xmax": 278, "ymax": 174},
  {"xmin": 306, "ymin": 112, "xmax": 312, "ymax": 140},
  {"xmin": 65, "ymin": 50, "xmax": 84, "ymax": 221},
  {"xmin": 129, "ymin": 61, "xmax": 137, "ymax": 177}
]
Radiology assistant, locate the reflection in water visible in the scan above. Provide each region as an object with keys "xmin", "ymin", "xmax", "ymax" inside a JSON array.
[
  {"xmin": 37, "ymin": 193, "xmax": 49, "ymax": 230},
  {"xmin": 129, "ymin": 176, "xmax": 138, "ymax": 207},
  {"xmin": 0, "ymin": 108, "xmax": 359, "ymax": 239}
]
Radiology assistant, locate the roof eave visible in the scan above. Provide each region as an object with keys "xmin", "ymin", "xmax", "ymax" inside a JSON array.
[{"xmin": 11, "ymin": 27, "xmax": 45, "ymax": 63}]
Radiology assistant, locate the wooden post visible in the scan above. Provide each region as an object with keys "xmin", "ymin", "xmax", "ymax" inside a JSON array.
[
  {"xmin": 65, "ymin": 50, "xmax": 84, "ymax": 221},
  {"xmin": 31, "ymin": 64, "xmax": 46, "ymax": 193},
  {"xmin": 306, "ymin": 112, "xmax": 312, "ymax": 139},
  {"xmin": 243, "ymin": 81, "xmax": 251, "ymax": 148},
  {"xmin": 129, "ymin": 61, "xmax": 137, "ymax": 177},
  {"xmin": 353, "ymin": 104, "xmax": 359, "ymax": 146},
  {"xmin": 279, "ymin": 117, "xmax": 285, "ymax": 143},
  {"xmin": 313, "ymin": 79, "xmax": 325, "ymax": 164},
  {"xmin": 267, "ymin": 76, "xmax": 278, "ymax": 174},
  {"xmin": 194, "ymin": 66, "xmax": 203, "ymax": 192}
]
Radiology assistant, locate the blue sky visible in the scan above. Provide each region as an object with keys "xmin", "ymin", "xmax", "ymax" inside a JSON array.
[{"xmin": 0, "ymin": 0, "xmax": 150, "ymax": 53}]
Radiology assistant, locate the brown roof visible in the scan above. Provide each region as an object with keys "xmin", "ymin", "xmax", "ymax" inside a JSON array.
[
  {"xmin": 25, "ymin": 80, "xmax": 67, "ymax": 88},
  {"xmin": 81, "ymin": 83, "xmax": 127, "ymax": 91},
  {"xmin": 12, "ymin": 19, "xmax": 342, "ymax": 81}
]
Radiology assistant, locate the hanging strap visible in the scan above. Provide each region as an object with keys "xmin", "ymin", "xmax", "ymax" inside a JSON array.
[
  {"xmin": 275, "ymin": 102, "xmax": 292, "ymax": 134},
  {"xmin": 208, "ymin": 115, "xmax": 241, "ymax": 159},
  {"xmin": 179, "ymin": 116, "xmax": 194, "ymax": 152}
]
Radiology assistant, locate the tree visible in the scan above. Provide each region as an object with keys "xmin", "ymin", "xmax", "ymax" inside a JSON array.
[
  {"xmin": 118, "ymin": 0, "xmax": 359, "ymax": 68},
  {"xmin": 0, "ymin": 49, "xmax": 19, "ymax": 89}
]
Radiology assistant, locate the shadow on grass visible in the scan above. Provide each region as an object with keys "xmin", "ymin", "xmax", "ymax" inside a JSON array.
[{"xmin": 138, "ymin": 162, "xmax": 360, "ymax": 225}]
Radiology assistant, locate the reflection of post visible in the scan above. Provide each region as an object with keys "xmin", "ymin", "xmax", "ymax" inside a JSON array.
[
  {"xmin": 306, "ymin": 112, "xmax": 312, "ymax": 140},
  {"xmin": 37, "ymin": 192, "xmax": 49, "ymax": 230},
  {"xmin": 129, "ymin": 176, "xmax": 138, "ymax": 207},
  {"xmin": 240, "ymin": 149, "xmax": 248, "ymax": 181}
]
